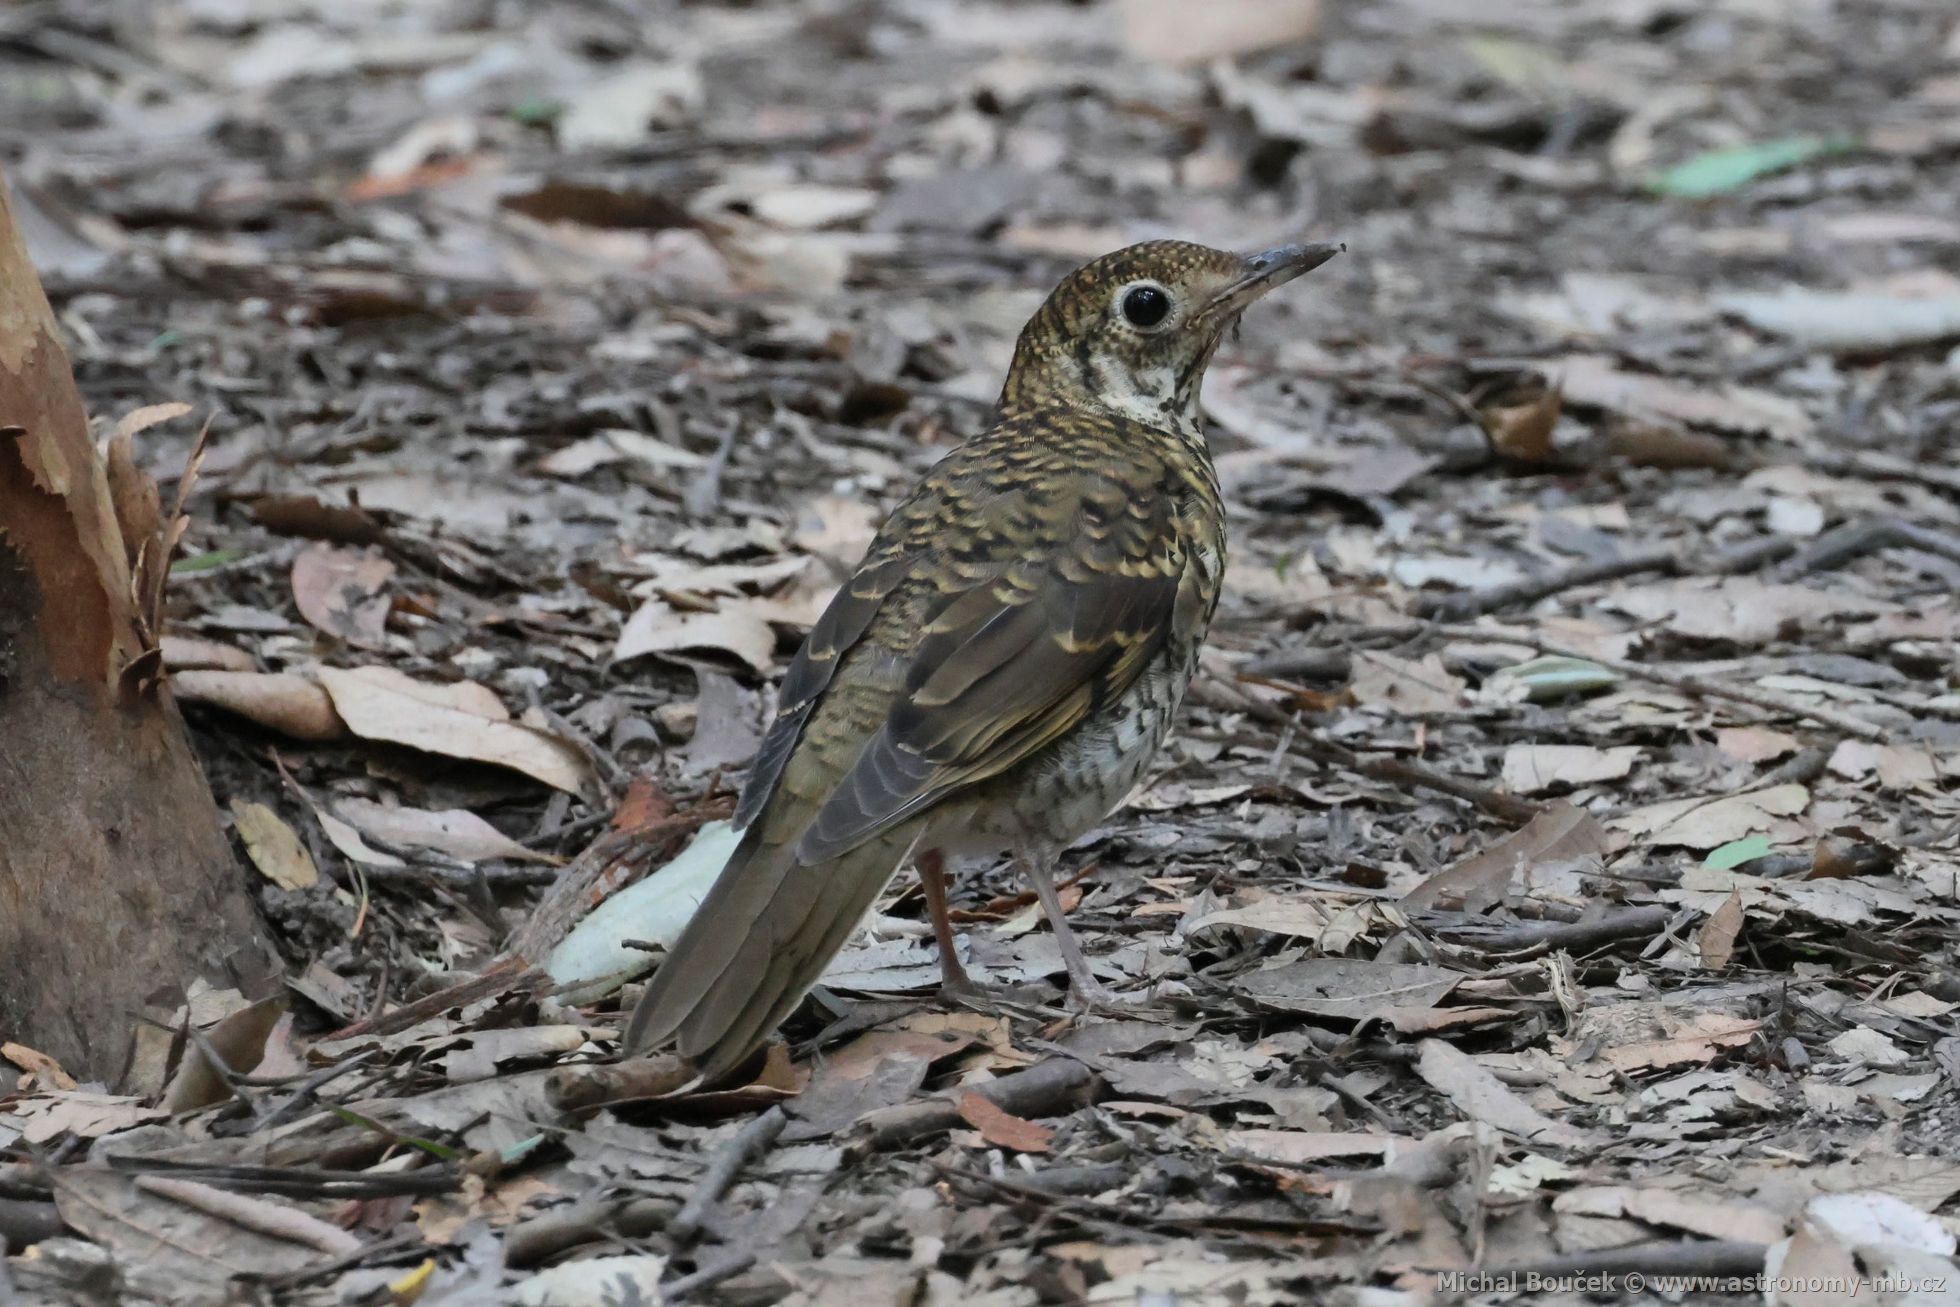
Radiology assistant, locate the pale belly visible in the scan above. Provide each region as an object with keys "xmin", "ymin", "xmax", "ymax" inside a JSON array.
[{"xmin": 919, "ymin": 651, "xmax": 1193, "ymax": 866}]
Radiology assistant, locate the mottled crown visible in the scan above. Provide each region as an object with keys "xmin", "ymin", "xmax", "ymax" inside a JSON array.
[{"xmin": 997, "ymin": 240, "xmax": 1262, "ymax": 427}]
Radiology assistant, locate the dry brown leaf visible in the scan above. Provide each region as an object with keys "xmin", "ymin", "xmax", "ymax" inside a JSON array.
[
  {"xmin": 1716, "ymin": 726, "xmax": 1800, "ymax": 764},
  {"xmin": 1500, "ymin": 744, "xmax": 1642, "ymax": 795},
  {"xmin": 228, "ymin": 800, "xmax": 320, "ymax": 890},
  {"xmin": 13, "ymin": 1092, "xmax": 165, "ymax": 1143},
  {"xmin": 290, "ymin": 542, "xmax": 395, "ymax": 649},
  {"xmin": 1827, "ymin": 739, "xmax": 1940, "ymax": 789},
  {"xmin": 1539, "ymin": 353, "xmax": 1811, "ymax": 440},
  {"xmin": 171, "ymin": 670, "xmax": 346, "ymax": 740},
  {"xmin": 1348, "ymin": 650, "xmax": 1465, "ymax": 714},
  {"xmin": 1221, "ymin": 1129, "xmax": 1406, "ymax": 1166},
  {"xmin": 334, "ymin": 798, "xmax": 558, "ymax": 865},
  {"xmin": 160, "ymin": 635, "xmax": 254, "ymax": 672},
  {"xmin": 1232, "ymin": 958, "xmax": 1461, "ymax": 1021},
  {"xmin": 1484, "ymin": 386, "xmax": 1563, "ymax": 461},
  {"xmin": 1608, "ymin": 783, "xmax": 1810, "ymax": 849},
  {"xmin": 2, "ymin": 1041, "xmax": 77, "ymax": 1091},
  {"xmin": 1600, "ymin": 1012, "xmax": 1761, "ymax": 1073},
  {"xmin": 956, "ymin": 1091, "xmax": 1054, "ymax": 1153},
  {"xmin": 1414, "ymin": 1040, "xmax": 1593, "ymax": 1146},
  {"xmin": 615, "ymin": 598, "xmax": 777, "ymax": 674},
  {"xmin": 1697, "ymin": 890, "xmax": 1745, "ymax": 969},
  {"xmin": 1607, "ymin": 577, "xmax": 1890, "ymax": 644},
  {"xmin": 1118, "ymin": 0, "xmax": 1321, "ymax": 66},
  {"xmin": 316, "ymin": 666, "xmax": 594, "ymax": 796},
  {"xmin": 1403, "ymin": 800, "xmax": 1608, "ymax": 912}
]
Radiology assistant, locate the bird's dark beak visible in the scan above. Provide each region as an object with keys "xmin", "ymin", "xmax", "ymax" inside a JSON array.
[{"xmin": 1206, "ymin": 241, "xmax": 1343, "ymax": 318}]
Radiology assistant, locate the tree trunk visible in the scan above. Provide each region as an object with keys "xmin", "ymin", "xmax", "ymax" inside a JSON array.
[{"xmin": 0, "ymin": 171, "xmax": 274, "ymax": 1083}]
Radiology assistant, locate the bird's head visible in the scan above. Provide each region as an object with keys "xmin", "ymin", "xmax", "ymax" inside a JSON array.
[{"xmin": 998, "ymin": 238, "xmax": 1340, "ymax": 435}]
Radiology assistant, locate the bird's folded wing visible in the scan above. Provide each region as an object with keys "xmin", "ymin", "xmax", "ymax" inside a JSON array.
[{"xmin": 789, "ymin": 507, "xmax": 1188, "ymax": 862}]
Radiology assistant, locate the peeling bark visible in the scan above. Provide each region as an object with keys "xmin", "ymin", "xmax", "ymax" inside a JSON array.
[{"xmin": 0, "ymin": 171, "xmax": 274, "ymax": 1082}]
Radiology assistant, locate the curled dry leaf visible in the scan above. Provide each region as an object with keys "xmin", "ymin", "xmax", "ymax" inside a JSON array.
[
  {"xmin": 1404, "ymin": 800, "xmax": 1608, "ymax": 912},
  {"xmin": 171, "ymin": 670, "xmax": 346, "ymax": 740},
  {"xmin": 1483, "ymin": 385, "xmax": 1564, "ymax": 461},
  {"xmin": 160, "ymin": 635, "xmax": 254, "ymax": 672},
  {"xmin": 1501, "ymin": 744, "xmax": 1642, "ymax": 795},
  {"xmin": 1697, "ymin": 890, "xmax": 1745, "ymax": 969},
  {"xmin": 615, "ymin": 598, "xmax": 778, "ymax": 674},
  {"xmin": 956, "ymin": 1090, "xmax": 1054, "ymax": 1153},
  {"xmin": 315, "ymin": 666, "xmax": 595, "ymax": 796},
  {"xmin": 2, "ymin": 1041, "xmax": 78, "ymax": 1091},
  {"xmin": 334, "ymin": 797, "xmax": 558, "ymax": 865}
]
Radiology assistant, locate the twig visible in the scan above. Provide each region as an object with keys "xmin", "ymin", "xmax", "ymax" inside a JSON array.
[
  {"xmin": 1429, "ymin": 625, "xmax": 1887, "ymax": 740},
  {"xmin": 848, "ymin": 1056, "xmax": 1102, "ymax": 1156},
  {"xmin": 1416, "ymin": 544, "xmax": 1677, "ymax": 620},
  {"xmin": 324, "ymin": 954, "xmax": 536, "ymax": 1040},
  {"xmin": 1775, "ymin": 518, "xmax": 1960, "ymax": 580},
  {"xmin": 506, "ymin": 1194, "xmax": 679, "ymax": 1267},
  {"xmin": 132, "ymin": 1175, "xmax": 361, "ymax": 1255},
  {"xmin": 668, "ymin": 1105, "xmax": 787, "ymax": 1244},
  {"xmin": 1421, "ymin": 904, "xmax": 1676, "ymax": 955},
  {"xmin": 1415, "ymin": 534, "xmax": 1798, "ymax": 621},
  {"xmin": 252, "ymin": 1051, "xmax": 377, "ymax": 1135},
  {"xmin": 1197, "ymin": 677, "xmax": 1544, "ymax": 825}
]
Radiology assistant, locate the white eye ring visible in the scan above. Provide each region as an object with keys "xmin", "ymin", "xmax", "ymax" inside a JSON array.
[{"xmin": 1116, "ymin": 281, "xmax": 1174, "ymax": 331}]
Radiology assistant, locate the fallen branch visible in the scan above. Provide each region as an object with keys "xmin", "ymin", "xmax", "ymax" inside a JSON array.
[
  {"xmin": 1421, "ymin": 904, "xmax": 1677, "ymax": 955},
  {"xmin": 847, "ymin": 1056, "xmax": 1102, "ymax": 1157},
  {"xmin": 669, "ymin": 1105, "xmax": 788, "ymax": 1244}
]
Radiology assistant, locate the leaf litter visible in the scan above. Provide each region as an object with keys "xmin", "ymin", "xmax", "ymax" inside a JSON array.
[{"xmin": 5, "ymin": 0, "xmax": 1959, "ymax": 1303}]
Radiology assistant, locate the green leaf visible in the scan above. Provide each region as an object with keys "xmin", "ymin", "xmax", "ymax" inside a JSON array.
[
  {"xmin": 171, "ymin": 548, "xmax": 243, "ymax": 575},
  {"xmin": 1705, "ymin": 835, "xmax": 1773, "ymax": 870},
  {"xmin": 327, "ymin": 1105, "xmax": 463, "ymax": 1161},
  {"xmin": 1646, "ymin": 137, "xmax": 1852, "ymax": 199},
  {"xmin": 499, "ymin": 1134, "xmax": 548, "ymax": 1167},
  {"xmin": 509, "ymin": 96, "xmax": 563, "ymax": 125},
  {"xmin": 1496, "ymin": 655, "xmax": 1621, "ymax": 703}
]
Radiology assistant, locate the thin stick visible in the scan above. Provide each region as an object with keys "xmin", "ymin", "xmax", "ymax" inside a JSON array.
[
  {"xmin": 1196, "ymin": 677, "xmax": 1544, "ymax": 825},
  {"xmin": 1429, "ymin": 624, "xmax": 1886, "ymax": 740},
  {"xmin": 324, "ymin": 954, "xmax": 536, "ymax": 1040},
  {"xmin": 668, "ymin": 1105, "xmax": 787, "ymax": 1244}
]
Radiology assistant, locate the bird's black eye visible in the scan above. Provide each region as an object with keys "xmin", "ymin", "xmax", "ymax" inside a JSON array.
[{"xmin": 1121, "ymin": 285, "xmax": 1172, "ymax": 329}]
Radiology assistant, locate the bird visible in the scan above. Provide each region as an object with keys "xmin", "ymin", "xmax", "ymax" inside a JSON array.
[{"xmin": 623, "ymin": 237, "xmax": 1341, "ymax": 1082}]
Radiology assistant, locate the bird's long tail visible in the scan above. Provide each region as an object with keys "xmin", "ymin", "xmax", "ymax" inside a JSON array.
[{"xmin": 622, "ymin": 820, "xmax": 915, "ymax": 1083}]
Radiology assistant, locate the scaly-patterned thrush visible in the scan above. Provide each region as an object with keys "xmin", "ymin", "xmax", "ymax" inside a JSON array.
[{"xmin": 624, "ymin": 238, "xmax": 1340, "ymax": 1081}]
